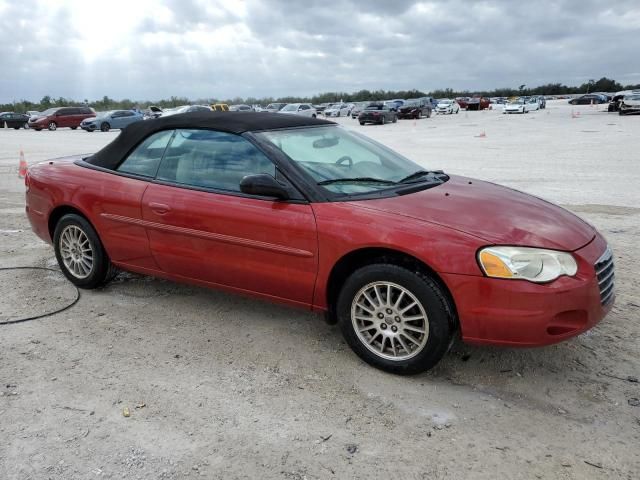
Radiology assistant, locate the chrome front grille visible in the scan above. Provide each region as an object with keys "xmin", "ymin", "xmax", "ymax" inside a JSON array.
[{"xmin": 594, "ymin": 247, "xmax": 615, "ymax": 305}]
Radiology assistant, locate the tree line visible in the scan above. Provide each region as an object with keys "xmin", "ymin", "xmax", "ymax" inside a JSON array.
[{"xmin": 2, "ymin": 77, "xmax": 638, "ymax": 113}]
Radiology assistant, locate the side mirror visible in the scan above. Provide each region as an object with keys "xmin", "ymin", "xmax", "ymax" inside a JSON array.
[{"xmin": 240, "ymin": 174, "xmax": 290, "ymax": 200}]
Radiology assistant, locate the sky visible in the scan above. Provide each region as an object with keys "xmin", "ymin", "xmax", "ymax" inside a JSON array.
[{"xmin": 1, "ymin": 0, "xmax": 639, "ymax": 103}]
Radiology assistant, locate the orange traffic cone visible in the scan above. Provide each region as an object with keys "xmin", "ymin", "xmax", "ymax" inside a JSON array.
[{"xmin": 18, "ymin": 150, "xmax": 27, "ymax": 178}]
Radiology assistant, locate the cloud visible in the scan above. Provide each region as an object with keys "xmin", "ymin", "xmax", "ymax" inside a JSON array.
[{"xmin": 0, "ymin": 0, "xmax": 638, "ymax": 103}]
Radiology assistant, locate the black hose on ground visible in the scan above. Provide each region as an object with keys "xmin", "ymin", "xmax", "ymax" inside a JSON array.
[{"xmin": 0, "ymin": 266, "xmax": 80, "ymax": 325}]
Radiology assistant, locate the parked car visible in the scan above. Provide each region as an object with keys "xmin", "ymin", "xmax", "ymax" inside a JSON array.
[
  {"xmin": 80, "ymin": 110, "xmax": 144, "ymax": 132},
  {"xmin": 0, "ymin": 112, "xmax": 30, "ymax": 129},
  {"xmin": 278, "ymin": 103, "xmax": 317, "ymax": 117},
  {"xmin": 229, "ymin": 104, "xmax": 253, "ymax": 112},
  {"xmin": 384, "ymin": 99, "xmax": 405, "ymax": 111},
  {"xmin": 28, "ymin": 106, "xmax": 95, "ymax": 131},
  {"xmin": 435, "ymin": 99, "xmax": 460, "ymax": 115},
  {"xmin": 26, "ymin": 110, "xmax": 41, "ymax": 121},
  {"xmin": 161, "ymin": 105, "xmax": 212, "ymax": 117},
  {"xmin": 24, "ymin": 112, "xmax": 614, "ymax": 374},
  {"xmin": 608, "ymin": 90, "xmax": 640, "ymax": 112},
  {"xmin": 568, "ymin": 94, "xmax": 608, "ymax": 105},
  {"xmin": 526, "ymin": 97, "xmax": 541, "ymax": 111},
  {"xmin": 324, "ymin": 103, "xmax": 351, "ymax": 117},
  {"xmin": 350, "ymin": 102, "xmax": 369, "ymax": 118},
  {"xmin": 264, "ymin": 103, "xmax": 287, "ymax": 113},
  {"xmin": 465, "ymin": 96, "xmax": 490, "ymax": 111},
  {"xmin": 503, "ymin": 98, "xmax": 530, "ymax": 114},
  {"xmin": 358, "ymin": 104, "xmax": 397, "ymax": 125},
  {"xmin": 397, "ymin": 99, "xmax": 432, "ymax": 119},
  {"xmin": 143, "ymin": 106, "xmax": 163, "ymax": 120},
  {"xmin": 619, "ymin": 94, "xmax": 640, "ymax": 115},
  {"xmin": 456, "ymin": 97, "xmax": 470, "ymax": 109}
]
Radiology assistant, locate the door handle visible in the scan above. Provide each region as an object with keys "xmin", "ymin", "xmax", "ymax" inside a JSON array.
[{"xmin": 149, "ymin": 202, "xmax": 170, "ymax": 215}]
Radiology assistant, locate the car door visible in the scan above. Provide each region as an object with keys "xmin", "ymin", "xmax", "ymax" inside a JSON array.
[
  {"xmin": 140, "ymin": 129, "xmax": 318, "ymax": 306},
  {"xmin": 120, "ymin": 111, "xmax": 140, "ymax": 128}
]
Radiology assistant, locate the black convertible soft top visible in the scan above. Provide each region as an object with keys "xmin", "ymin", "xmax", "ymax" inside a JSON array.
[{"xmin": 86, "ymin": 111, "xmax": 334, "ymax": 169}]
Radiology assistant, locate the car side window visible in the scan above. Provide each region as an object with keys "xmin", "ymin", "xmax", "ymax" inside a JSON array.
[
  {"xmin": 117, "ymin": 130, "xmax": 174, "ymax": 177},
  {"xmin": 156, "ymin": 129, "xmax": 276, "ymax": 193}
]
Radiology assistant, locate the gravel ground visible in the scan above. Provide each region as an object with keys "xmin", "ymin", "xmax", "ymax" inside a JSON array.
[{"xmin": 0, "ymin": 101, "xmax": 639, "ymax": 479}]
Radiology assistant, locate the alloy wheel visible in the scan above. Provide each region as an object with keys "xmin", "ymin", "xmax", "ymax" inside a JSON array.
[
  {"xmin": 351, "ymin": 281, "xmax": 429, "ymax": 361},
  {"xmin": 59, "ymin": 225, "xmax": 94, "ymax": 279}
]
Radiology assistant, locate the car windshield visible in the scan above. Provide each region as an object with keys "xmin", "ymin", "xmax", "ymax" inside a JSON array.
[
  {"xmin": 438, "ymin": 100, "xmax": 452, "ymax": 105},
  {"xmin": 96, "ymin": 111, "xmax": 112, "ymax": 118},
  {"xmin": 281, "ymin": 104, "xmax": 298, "ymax": 111},
  {"xmin": 41, "ymin": 108, "xmax": 58, "ymax": 115},
  {"xmin": 509, "ymin": 98, "xmax": 525, "ymax": 104},
  {"xmin": 256, "ymin": 126, "xmax": 432, "ymax": 195},
  {"xmin": 365, "ymin": 105, "xmax": 384, "ymax": 110}
]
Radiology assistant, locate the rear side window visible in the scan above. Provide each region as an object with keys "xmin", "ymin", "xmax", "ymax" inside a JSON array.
[
  {"xmin": 156, "ymin": 129, "xmax": 275, "ymax": 192},
  {"xmin": 117, "ymin": 130, "xmax": 174, "ymax": 177}
]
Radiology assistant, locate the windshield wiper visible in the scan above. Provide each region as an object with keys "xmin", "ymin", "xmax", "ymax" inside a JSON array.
[
  {"xmin": 398, "ymin": 170, "xmax": 435, "ymax": 184},
  {"xmin": 318, "ymin": 177, "xmax": 397, "ymax": 186}
]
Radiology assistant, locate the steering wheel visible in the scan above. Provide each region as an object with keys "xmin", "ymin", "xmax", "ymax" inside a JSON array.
[{"xmin": 336, "ymin": 156, "xmax": 353, "ymax": 168}]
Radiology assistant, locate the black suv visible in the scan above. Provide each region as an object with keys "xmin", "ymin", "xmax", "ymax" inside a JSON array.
[{"xmin": 397, "ymin": 98, "xmax": 433, "ymax": 119}]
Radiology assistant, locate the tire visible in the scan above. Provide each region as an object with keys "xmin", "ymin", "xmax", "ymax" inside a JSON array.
[
  {"xmin": 381, "ymin": 116, "xmax": 386, "ymax": 125},
  {"xmin": 392, "ymin": 115, "xmax": 397, "ymax": 123},
  {"xmin": 359, "ymin": 122, "xmax": 365, "ymax": 125},
  {"xmin": 311, "ymin": 114, "xmax": 316, "ymax": 118},
  {"xmin": 35, "ymin": 128, "xmax": 42, "ymax": 131},
  {"xmin": 337, "ymin": 264, "xmax": 454, "ymax": 374},
  {"xmin": 48, "ymin": 122, "xmax": 57, "ymax": 131},
  {"xmin": 71, "ymin": 126, "xmax": 78, "ymax": 130},
  {"xmin": 100, "ymin": 122, "xmax": 110, "ymax": 132},
  {"xmin": 426, "ymin": 109, "xmax": 431, "ymax": 118},
  {"xmin": 13, "ymin": 126, "xmax": 20, "ymax": 130},
  {"xmin": 53, "ymin": 214, "xmax": 116, "ymax": 289}
]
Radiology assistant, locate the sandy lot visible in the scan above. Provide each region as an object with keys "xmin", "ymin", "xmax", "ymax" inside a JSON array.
[{"xmin": 1, "ymin": 101, "xmax": 639, "ymax": 479}]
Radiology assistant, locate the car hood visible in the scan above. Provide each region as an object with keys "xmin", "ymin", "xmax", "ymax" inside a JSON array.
[
  {"xmin": 436, "ymin": 104, "xmax": 452, "ymax": 108},
  {"xmin": 350, "ymin": 175, "xmax": 595, "ymax": 251},
  {"xmin": 82, "ymin": 117, "xmax": 97, "ymax": 122}
]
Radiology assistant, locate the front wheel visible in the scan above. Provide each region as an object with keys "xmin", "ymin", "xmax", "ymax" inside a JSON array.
[
  {"xmin": 337, "ymin": 264, "xmax": 454, "ymax": 374},
  {"xmin": 54, "ymin": 214, "xmax": 116, "ymax": 288},
  {"xmin": 48, "ymin": 122, "xmax": 57, "ymax": 131},
  {"xmin": 359, "ymin": 121, "xmax": 365, "ymax": 125},
  {"xmin": 100, "ymin": 122, "xmax": 110, "ymax": 132}
]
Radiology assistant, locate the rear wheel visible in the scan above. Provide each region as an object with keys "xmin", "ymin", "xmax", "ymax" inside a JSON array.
[
  {"xmin": 337, "ymin": 264, "xmax": 454, "ymax": 374},
  {"xmin": 71, "ymin": 126, "xmax": 77, "ymax": 130},
  {"xmin": 48, "ymin": 122, "xmax": 57, "ymax": 131},
  {"xmin": 53, "ymin": 214, "xmax": 116, "ymax": 289},
  {"xmin": 381, "ymin": 116, "xmax": 386, "ymax": 125},
  {"xmin": 100, "ymin": 122, "xmax": 110, "ymax": 132},
  {"xmin": 359, "ymin": 121, "xmax": 365, "ymax": 125}
]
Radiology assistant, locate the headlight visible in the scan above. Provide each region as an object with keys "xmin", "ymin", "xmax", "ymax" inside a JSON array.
[{"xmin": 478, "ymin": 246, "xmax": 578, "ymax": 283}]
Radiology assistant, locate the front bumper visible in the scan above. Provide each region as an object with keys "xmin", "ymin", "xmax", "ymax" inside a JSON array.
[
  {"xmin": 81, "ymin": 124, "xmax": 96, "ymax": 131},
  {"xmin": 442, "ymin": 234, "xmax": 613, "ymax": 347}
]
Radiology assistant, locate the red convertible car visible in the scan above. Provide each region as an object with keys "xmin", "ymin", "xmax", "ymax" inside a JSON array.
[{"xmin": 25, "ymin": 112, "xmax": 614, "ymax": 374}]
